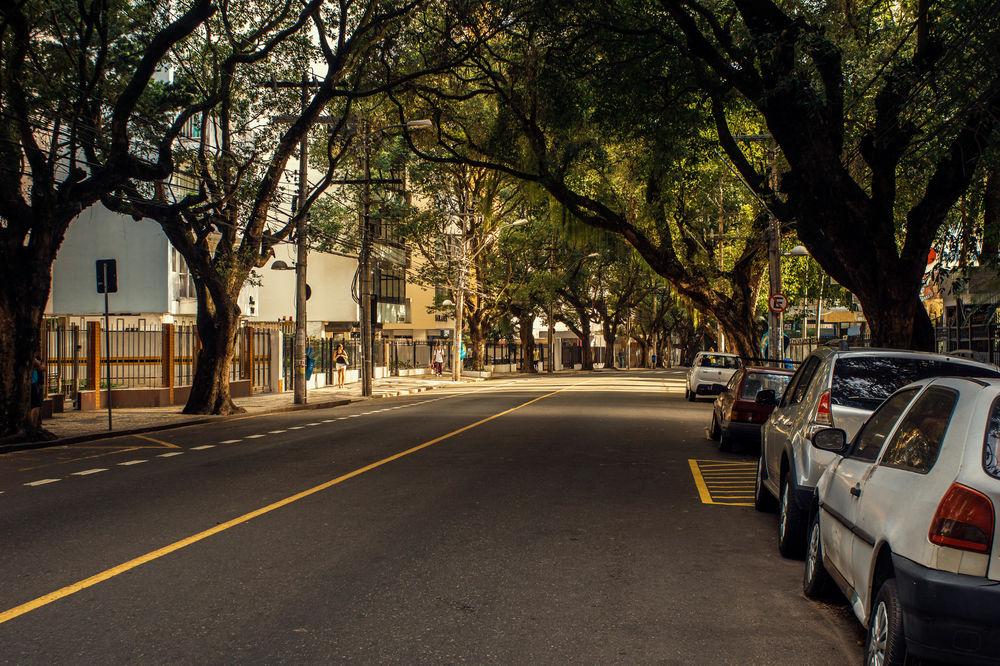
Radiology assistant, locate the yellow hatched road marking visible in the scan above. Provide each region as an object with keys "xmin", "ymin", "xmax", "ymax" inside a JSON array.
[
  {"xmin": 0, "ymin": 381, "xmax": 584, "ymax": 626},
  {"xmin": 688, "ymin": 459, "xmax": 756, "ymax": 507}
]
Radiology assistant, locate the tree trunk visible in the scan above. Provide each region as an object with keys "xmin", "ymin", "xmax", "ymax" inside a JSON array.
[
  {"xmin": 863, "ymin": 286, "xmax": 936, "ymax": 351},
  {"xmin": 579, "ymin": 310, "xmax": 594, "ymax": 370},
  {"xmin": 0, "ymin": 244, "xmax": 54, "ymax": 441},
  {"xmin": 0, "ymin": 259, "xmax": 51, "ymax": 440},
  {"xmin": 467, "ymin": 311, "xmax": 487, "ymax": 371},
  {"xmin": 517, "ymin": 318, "xmax": 537, "ymax": 373},
  {"xmin": 184, "ymin": 282, "xmax": 244, "ymax": 415},
  {"xmin": 603, "ymin": 319, "xmax": 618, "ymax": 369}
]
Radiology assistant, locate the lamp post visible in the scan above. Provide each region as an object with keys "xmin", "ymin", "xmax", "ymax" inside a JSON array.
[{"xmin": 443, "ymin": 217, "xmax": 528, "ymax": 382}]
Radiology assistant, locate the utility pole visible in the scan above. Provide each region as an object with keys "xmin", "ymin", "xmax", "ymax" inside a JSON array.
[
  {"xmin": 766, "ymin": 144, "xmax": 782, "ymax": 365},
  {"xmin": 360, "ymin": 120, "xmax": 374, "ymax": 397},
  {"xmin": 547, "ymin": 243, "xmax": 555, "ymax": 374},
  {"xmin": 293, "ymin": 73, "xmax": 309, "ymax": 405},
  {"xmin": 452, "ymin": 196, "xmax": 471, "ymax": 382}
]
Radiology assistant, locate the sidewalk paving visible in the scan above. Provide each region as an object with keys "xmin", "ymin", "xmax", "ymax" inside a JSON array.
[{"xmin": 5, "ymin": 375, "xmax": 480, "ymax": 452}]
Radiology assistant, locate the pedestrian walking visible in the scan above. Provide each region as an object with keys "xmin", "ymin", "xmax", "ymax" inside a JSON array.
[
  {"xmin": 433, "ymin": 345, "xmax": 445, "ymax": 376},
  {"xmin": 334, "ymin": 343, "xmax": 349, "ymax": 388}
]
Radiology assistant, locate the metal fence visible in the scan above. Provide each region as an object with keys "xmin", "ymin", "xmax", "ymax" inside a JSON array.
[
  {"xmin": 42, "ymin": 320, "xmax": 274, "ymax": 398},
  {"xmin": 43, "ymin": 321, "xmax": 88, "ymax": 399}
]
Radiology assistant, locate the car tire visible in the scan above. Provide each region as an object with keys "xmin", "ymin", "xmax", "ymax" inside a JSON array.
[
  {"xmin": 867, "ymin": 579, "xmax": 908, "ymax": 666},
  {"xmin": 803, "ymin": 512, "xmax": 835, "ymax": 599},
  {"xmin": 686, "ymin": 388, "xmax": 696, "ymax": 402},
  {"xmin": 778, "ymin": 476, "xmax": 808, "ymax": 559},
  {"xmin": 708, "ymin": 413, "xmax": 721, "ymax": 441},
  {"xmin": 753, "ymin": 455, "xmax": 777, "ymax": 513},
  {"xmin": 719, "ymin": 426, "xmax": 734, "ymax": 452}
]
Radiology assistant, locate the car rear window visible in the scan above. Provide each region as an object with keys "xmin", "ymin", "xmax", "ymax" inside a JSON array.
[
  {"xmin": 740, "ymin": 372, "xmax": 792, "ymax": 401},
  {"xmin": 699, "ymin": 354, "xmax": 741, "ymax": 369},
  {"xmin": 832, "ymin": 356, "xmax": 1000, "ymax": 410}
]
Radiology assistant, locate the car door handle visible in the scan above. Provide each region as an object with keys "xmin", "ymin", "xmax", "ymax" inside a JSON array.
[{"xmin": 850, "ymin": 484, "xmax": 862, "ymax": 498}]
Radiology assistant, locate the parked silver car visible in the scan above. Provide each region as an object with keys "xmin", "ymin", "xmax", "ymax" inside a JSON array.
[{"xmin": 752, "ymin": 346, "xmax": 1000, "ymax": 558}]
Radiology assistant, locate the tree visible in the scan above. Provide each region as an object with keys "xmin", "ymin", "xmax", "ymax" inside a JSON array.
[
  {"xmin": 661, "ymin": 0, "xmax": 1000, "ymax": 348},
  {"xmin": 110, "ymin": 0, "xmax": 483, "ymax": 414},
  {"xmin": 0, "ymin": 0, "xmax": 215, "ymax": 438},
  {"xmin": 392, "ymin": 2, "xmax": 772, "ymax": 358},
  {"xmin": 401, "ymin": 162, "xmax": 526, "ymax": 371}
]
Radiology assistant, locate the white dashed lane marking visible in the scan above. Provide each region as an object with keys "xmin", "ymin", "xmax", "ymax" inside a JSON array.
[
  {"xmin": 245, "ymin": 434, "xmax": 265, "ymax": 439},
  {"xmin": 288, "ymin": 426, "xmax": 303, "ymax": 430},
  {"xmin": 24, "ymin": 479, "xmax": 60, "ymax": 487},
  {"xmin": 158, "ymin": 452, "xmax": 184, "ymax": 458},
  {"xmin": 72, "ymin": 468, "xmax": 107, "ymax": 476},
  {"xmin": 191, "ymin": 445, "xmax": 215, "ymax": 450},
  {"xmin": 118, "ymin": 460, "xmax": 146, "ymax": 466},
  {"xmin": 220, "ymin": 439, "xmax": 241, "ymax": 444},
  {"xmin": 268, "ymin": 430, "xmax": 286, "ymax": 434},
  {"xmin": 305, "ymin": 423, "xmax": 321, "ymax": 427}
]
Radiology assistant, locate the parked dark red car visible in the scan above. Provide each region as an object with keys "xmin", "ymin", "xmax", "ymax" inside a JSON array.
[{"xmin": 708, "ymin": 366, "xmax": 793, "ymax": 452}]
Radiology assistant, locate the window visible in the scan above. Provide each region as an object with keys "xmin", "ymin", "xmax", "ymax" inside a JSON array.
[
  {"xmin": 880, "ymin": 387, "xmax": 958, "ymax": 474},
  {"xmin": 983, "ymin": 397, "xmax": 1000, "ymax": 480},
  {"xmin": 851, "ymin": 388, "xmax": 920, "ymax": 462},
  {"xmin": 375, "ymin": 267, "xmax": 405, "ymax": 305},
  {"xmin": 787, "ymin": 357, "xmax": 821, "ymax": 406},
  {"xmin": 727, "ymin": 371, "xmax": 743, "ymax": 392},
  {"xmin": 171, "ymin": 248, "xmax": 195, "ymax": 299},
  {"xmin": 740, "ymin": 372, "xmax": 792, "ymax": 402},
  {"xmin": 832, "ymin": 356, "xmax": 1000, "ymax": 410},
  {"xmin": 699, "ymin": 354, "xmax": 740, "ymax": 369}
]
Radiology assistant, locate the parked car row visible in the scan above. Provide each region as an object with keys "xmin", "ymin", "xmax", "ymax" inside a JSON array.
[{"xmin": 734, "ymin": 346, "xmax": 1000, "ymax": 665}]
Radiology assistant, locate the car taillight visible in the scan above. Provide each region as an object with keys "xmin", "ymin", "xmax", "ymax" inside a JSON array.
[
  {"xmin": 928, "ymin": 483, "xmax": 995, "ymax": 554},
  {"xmin": 814, "ymin": 390, "xmax": 833, "ymax": 426}
]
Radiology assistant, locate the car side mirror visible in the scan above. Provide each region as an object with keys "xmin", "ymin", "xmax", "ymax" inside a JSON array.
[
  {"xmin": 755, "ymin": 389, "xmax": 777, "ymax": 406},
  {"xmin": 811, "ymin": 428, "xmax": 849, "ymax": 455}
]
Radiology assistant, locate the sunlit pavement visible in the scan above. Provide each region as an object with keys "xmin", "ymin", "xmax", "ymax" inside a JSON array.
[{"xmin": 0, "ymin": 371, "xmax": 861, "ymax": 663}]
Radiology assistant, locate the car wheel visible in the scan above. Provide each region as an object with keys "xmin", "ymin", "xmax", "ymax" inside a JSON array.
[
  {"xmin": 753, "ymin": 455, "xmax": 777, "ymax": 513},
  {"xmin": 803, "ymin": 512, "xmax": 834, "ymax": 599},
  {"xmin": 778, "ymin": 476, "xmax": 807, "ymax": 559},
  {"xmin": 867, "ymin": 579, "xmax": 908, "ymax": 666},
  {"xmin": 719, "ymin": 426, "xmax": 734, "ymax": 452},
  {"xmin": 686, "ymin": 388, "xmax": 696, "ymax": 402},
  {"xmin": 708, "ymin": 413, "xmax": 721, "ymax": 441}
]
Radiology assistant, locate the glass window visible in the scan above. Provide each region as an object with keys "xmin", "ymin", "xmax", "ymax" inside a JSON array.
[
  {"xmin": 740, "ymin": 372, "xmax": 792, "ymax": 401},
  {"xmin": 880, "ymin": 387, "xmax": 958, "ymax": 474},
  {"xmin": 727, "ymin": 370, "xmax": 744, "ymax": 391},
  {"xmin": 983, "ymin": 397, "xmax": 1000, "ymax": 480},
  {"xmin": 832, "ymin": 356, "xmax": 1000, "ymax": 410},
  {"xmin": 788, "ymin": 357, "xmax": 821, "ymax": 405},
  {"xmin": 699, "ymin": 354, "xmax": 741, "ymax": 369},
  {"xmin": 851, "ymin": 388, "xmax": 920, "ymax": 462}
]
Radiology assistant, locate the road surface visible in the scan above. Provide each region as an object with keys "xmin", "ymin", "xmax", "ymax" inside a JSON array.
[{"xmin": 0, "ymin": 371, "xmax": 862, "ymax": 663}]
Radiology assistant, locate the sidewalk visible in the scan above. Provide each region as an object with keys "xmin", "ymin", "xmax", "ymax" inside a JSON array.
[{"xmin": 6, "ymin": 375, "xmax": 478, "ymax": 451}]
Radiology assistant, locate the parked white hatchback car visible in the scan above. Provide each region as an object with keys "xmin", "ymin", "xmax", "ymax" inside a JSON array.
[
  {"xmin": 804, "ymin": 377, "xmax": 1000, "ymax": 665},
  {"xmin": 685, "ymin": 352, "xmax": 742, "ymax": 401}
]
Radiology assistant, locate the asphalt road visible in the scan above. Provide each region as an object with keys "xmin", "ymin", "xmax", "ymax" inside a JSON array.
[{"xmin": 0, "ymin": 371, "xmax": 863, "ymax": 664}]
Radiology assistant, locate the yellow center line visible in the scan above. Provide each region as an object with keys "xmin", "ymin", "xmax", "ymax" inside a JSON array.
[{"xmin": 0, "ymin": 380, "xmax": 583, "ymax": 626}]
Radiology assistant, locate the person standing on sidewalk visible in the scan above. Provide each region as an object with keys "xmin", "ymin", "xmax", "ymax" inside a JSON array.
[
  {"xmin": 334, "ymin": 343, "xmax": 349, "ymax": 388},
  {"xmin": 433, "ymin": 345, "xmax": 445, "ymax": 376}
]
